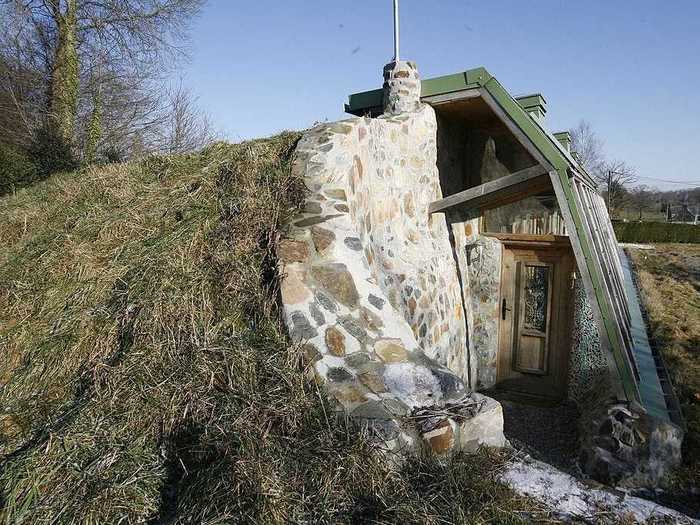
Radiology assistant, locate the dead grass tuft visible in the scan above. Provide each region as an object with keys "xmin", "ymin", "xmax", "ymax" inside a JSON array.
[{"xmin": 0, "ymin": 134, "xmax": 546, "ymax": 523}]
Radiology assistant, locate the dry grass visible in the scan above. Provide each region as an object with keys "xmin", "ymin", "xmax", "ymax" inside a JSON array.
[
  {"xmin": 0, "ymin": 135, "xmax": 548, "ymax": 524},
  {"xmin": 627, "ymin": 244, "xmax": 700, "ymax": 492}
]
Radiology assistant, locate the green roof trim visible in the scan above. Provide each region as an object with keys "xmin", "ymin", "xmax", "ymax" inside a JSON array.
[
  {"xmin": 346, "ymin": 89, "xmax": 383, "ymax": 115},
  {"xmin": 553, "ymin": 131, "xmax": 572, "ymax": 145},
  {"xmin": 345, "ymin": 67, "xmax": 646, "ymax": 408},
  {"xmin": 515, "ymin": 93, "xmax": 547, "ymax": 110}
]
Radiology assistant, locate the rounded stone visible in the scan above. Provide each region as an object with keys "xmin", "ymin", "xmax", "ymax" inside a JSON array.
[
  {"xmin": 289, "ymin": 311, "xmax": 317, "ymax": 341},
  {"xmin": 311, "ymin": 263, "xmax": 360, "ymax": 308},
  {"xmin": 368, "ymin": 294, "xmax": 385, "ymax": 310},
  {"xmin": 301, "ymin": 343, "xmax": 322, "ymax": 364},
  {"xmin": 310, "ymin": 226, "xmax": 336, "ymax": 253},
  {"xmin": 358, "ymin": 371, "xmax": 387, "ymax": 393},
  {"xmin": 360, "ymin": 307, "xmax": 384, "ymax": 332},
  {"xmin": 425, "ymin": 421, "xmax": 455, "ymax": 455},
  {"xmin": 327, "ymin": 367, "xmax": 354, "ymax": 383},
  {"xmin": 343, "ymin": 237, "xmax": 363, "ymax": 251},
  {"xmin": 325, "ymin": 189, "xmax": 347, "ymax": 201},
  {"xmin": 325, "ymin": 326, "xmax": 346, "ymax": 357},
  {"xmin": 375, "ymin": 339, "xmax": 408, "ymax": 363},
  {"xmin": 280, "ymin": 266, "xmax": 310, "ymax": 305}
]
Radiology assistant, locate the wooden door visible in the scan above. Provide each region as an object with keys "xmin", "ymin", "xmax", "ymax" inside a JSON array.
[{"xmin": 496, "ymin": 243, "xmax": 575, "ymax": 401}]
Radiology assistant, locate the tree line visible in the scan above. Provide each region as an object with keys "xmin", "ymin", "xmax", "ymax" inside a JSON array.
[
  {"xmin": 1, "ymin": 0, "xmax": 212, "ymax": 194},
  {"xmin": 570, "ymin": 120, "xmax": 699, "ymax": 222}
]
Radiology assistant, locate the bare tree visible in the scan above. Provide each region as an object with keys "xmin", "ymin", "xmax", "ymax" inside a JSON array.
[
  {"xmin": 602, "ymin": 160, "xmax": 637, "ymax": 217},
  {"xmin": 570, "ymin": 120, "xmax": 605, "ymax": 180},
  {"xmin": 0, "ymin": 10, "xmax": 49, "ymax": 146},
  {"xmin": 0, "ymin": 0, "xmax": 205, "ymax": 159},
  {"xmin": 628, "ymin": 184, "xmax": 654, "ymax": 221},
  {"xmin": 155, "ymin": 81, "xmax": 214, "ymax": 154}
]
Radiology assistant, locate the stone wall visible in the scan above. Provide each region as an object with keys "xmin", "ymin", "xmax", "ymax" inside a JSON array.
[
  {"xmin": 280, "ymin": 104, "xmax": 505, "ymax": 455},
  {"xmin": 449, "ymin": 215, "xmax": 502, "ymax": 389},
  {"xmin": 567, "ymin": 275, "xmax": 608, "ymax": 403},
  {"xmin": 580, "ymin": 402, "xmax": 683, "ymax": 487}
]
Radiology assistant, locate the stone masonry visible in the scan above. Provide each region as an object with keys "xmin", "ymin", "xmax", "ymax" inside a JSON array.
[
  {"xmin": 383, "ymin": 61, "xmax": 421, "ymax": 115},
  {"xmin": 279, "ymin": 63, "xmax": 505, "ymax": 456},
  {"xmin": 580, "ymin": 401, "xmax": 683, "ymax": 487}
]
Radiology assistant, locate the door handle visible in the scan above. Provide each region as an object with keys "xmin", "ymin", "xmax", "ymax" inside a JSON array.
[{"xmin": 501, "ymin": 298, "xmax": 511, "ymax": 320}]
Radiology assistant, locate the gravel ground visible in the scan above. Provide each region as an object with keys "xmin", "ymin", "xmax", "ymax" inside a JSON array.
[{"xmin": 489, "ymin": 393, "xmax": 582, "ymax": 475}]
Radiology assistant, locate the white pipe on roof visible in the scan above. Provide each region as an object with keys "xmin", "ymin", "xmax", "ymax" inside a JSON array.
[{"xmin": 393, "ymin": 0, "xmax": 400, "ymax": 61}]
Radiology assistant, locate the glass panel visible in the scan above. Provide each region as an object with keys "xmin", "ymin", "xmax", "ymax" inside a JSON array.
[
  {"xmin": 483, "ymin": 193, "xmax": 567, "ymax": 235},
  {"xmin": 523, "ymin": 265, "xmax": 549, "ymax": 332}
]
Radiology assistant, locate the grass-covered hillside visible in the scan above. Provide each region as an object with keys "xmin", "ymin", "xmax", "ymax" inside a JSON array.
[{"xmin": 0, "ymin": 135, "xmax": 542, "ymax": 524}]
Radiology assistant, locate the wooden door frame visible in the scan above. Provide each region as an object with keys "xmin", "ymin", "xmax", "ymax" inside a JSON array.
[{"xmin": 495, "ymin": 237, "xmax": 575, "ymax": 401}]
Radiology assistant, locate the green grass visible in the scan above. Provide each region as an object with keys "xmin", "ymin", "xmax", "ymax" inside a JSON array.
[{"xmin": 0, "ymin": 135, "xmax": 547, "ymax": 524}]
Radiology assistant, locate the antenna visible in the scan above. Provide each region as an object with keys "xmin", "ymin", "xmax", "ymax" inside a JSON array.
[{"xmin": 393, "ymin": 0, "xmax": 400, "ymax": 61}]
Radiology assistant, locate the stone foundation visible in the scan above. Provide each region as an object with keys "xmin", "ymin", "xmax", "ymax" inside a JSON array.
[{"xmin": 580, "ymin": 401, "xmax": 683, "ymax": 488}]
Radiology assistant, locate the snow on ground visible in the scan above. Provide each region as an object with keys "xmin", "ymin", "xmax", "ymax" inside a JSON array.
[{"xmin": 501, "ymin": 458, "xmax": 697, "ymax": 523}]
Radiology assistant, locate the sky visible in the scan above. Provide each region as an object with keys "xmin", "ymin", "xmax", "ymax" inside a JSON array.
[{"xmin": 180, "ymin": 0, "xmax": 700, "ymax": 190}]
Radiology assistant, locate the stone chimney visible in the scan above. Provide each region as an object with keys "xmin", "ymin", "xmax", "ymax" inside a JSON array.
[
  {"xmin": 383, "ymin": 60, "xmax": 421, "ymax": 115},
  {"xmin": 515, "ymin": 93, "xmax": 547, "ymax": 123}
]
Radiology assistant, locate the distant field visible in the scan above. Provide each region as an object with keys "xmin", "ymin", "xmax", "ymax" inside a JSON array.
[{"xmin": 627, "ymin": 244, "xmax": 700, "ymax": 491}]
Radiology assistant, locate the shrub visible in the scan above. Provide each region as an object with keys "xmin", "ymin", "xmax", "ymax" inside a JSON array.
[
  {"xmin": 27, "ymin": 124, "xmax": 77, "ymax": 178},
  {"xmin": 614, "ymin": 221, "xmax": 700, "ymax": 244},
  {"xmin": 103, "ymin": 144, "xmax": 124, "ymax": 164},
  {"xmin": 0, "ymin": 143, "xmax": 37, "ymax": 196}
]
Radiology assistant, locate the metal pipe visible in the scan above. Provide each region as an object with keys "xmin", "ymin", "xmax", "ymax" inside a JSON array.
[{"xmin": 393, "ymin": 0, "xmax": 400, "ymax": 61}]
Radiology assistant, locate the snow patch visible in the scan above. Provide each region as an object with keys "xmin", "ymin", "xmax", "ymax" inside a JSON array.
[{"xmin": 501, "ymin": 459, "xmax": 696, "ymax": 523}]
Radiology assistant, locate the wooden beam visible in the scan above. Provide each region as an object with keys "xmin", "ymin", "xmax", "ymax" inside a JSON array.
[
  {"xmin": 422, "ymin": 88, "xmax": 481, "ymax": 106},
  {"xmin": 428, "ymin": 164, "xmax": 548, "ymax": 214}
]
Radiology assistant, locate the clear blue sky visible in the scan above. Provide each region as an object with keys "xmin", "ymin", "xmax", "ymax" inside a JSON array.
[{"xmin": 181, "ymin": 0, "xmax": 700, "ymax": 190}]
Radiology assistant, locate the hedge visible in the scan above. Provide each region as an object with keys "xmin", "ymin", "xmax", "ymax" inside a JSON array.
[{"xmin": 613, "ymin": 221, "xmax": 700, "ymax": 244}]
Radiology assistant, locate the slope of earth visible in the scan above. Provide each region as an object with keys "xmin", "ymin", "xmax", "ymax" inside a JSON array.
[
  {"xmin": 627, "ymin": 243, "xmax": 700, "ymax": 514},
  {"xmin": 0, "ymin": 135, "xmax": 553, "ymax": 524}
]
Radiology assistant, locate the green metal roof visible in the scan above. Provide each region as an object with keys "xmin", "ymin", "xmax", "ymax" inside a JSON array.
[{"xmin": 346, "ymin": 67, "xmax": 655, "ymax": 411}]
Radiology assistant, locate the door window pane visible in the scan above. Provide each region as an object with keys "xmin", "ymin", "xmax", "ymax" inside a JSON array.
[{"xmin": 523, "ymin": 265, "xmax": 549, "ymax": 332}]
